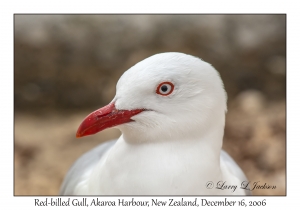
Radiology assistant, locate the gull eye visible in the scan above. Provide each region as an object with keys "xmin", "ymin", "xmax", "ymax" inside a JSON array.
[{"xmin": 156, "ymin": 82, "xmax": 174, "ymax": 96}]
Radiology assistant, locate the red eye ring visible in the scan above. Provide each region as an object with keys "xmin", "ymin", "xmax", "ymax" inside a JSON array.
[{"xmin": 156, "ymin": 82, "xmax": 174, "ymax": 96}]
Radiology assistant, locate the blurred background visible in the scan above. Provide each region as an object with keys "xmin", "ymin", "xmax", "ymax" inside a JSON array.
[{"xmin": 14, "ymin": 14, "xmax": 286, "ymax": 195}]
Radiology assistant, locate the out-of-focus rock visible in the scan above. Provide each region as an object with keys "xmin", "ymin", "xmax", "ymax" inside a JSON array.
[
  {"xmin": 224, "ymin": 97, "xmax": 285, "ymax": 195},
  {"xmin": 256, "ymin": 135, "xmax": 285, "ymax": 171},
  {"xmin": 265, "ymin": 55, "xmax": 286, "ymax": 75},
  {"xmin": 234, "ymin": 90, "xmax": 266, "ymax": 115}
]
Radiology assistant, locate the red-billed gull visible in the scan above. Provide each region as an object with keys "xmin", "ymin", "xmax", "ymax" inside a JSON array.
[{"xmin": 60, "ymin": 52, "xmax": 249, "ymax": 195}]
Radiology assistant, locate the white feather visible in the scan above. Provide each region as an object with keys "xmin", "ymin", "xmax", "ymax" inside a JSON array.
[{"xmin": 60, "ymin": 52, "xmax": 249, "ymax": 195}]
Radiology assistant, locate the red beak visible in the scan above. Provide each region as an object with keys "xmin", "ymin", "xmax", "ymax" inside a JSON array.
[{"xmin": 76, "ymin": 103, "xmax": 145, "ymax": 138}]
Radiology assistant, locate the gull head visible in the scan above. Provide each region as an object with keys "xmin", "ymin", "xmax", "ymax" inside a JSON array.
[{"xmin": 76, "ymin": 52, "xmax": 227, "ymax": 142}]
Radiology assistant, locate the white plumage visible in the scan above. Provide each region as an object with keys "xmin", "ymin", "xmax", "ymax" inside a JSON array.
[{"xmin": 60, "ymin": 52, "xmax": 249, "ymax": 195}]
